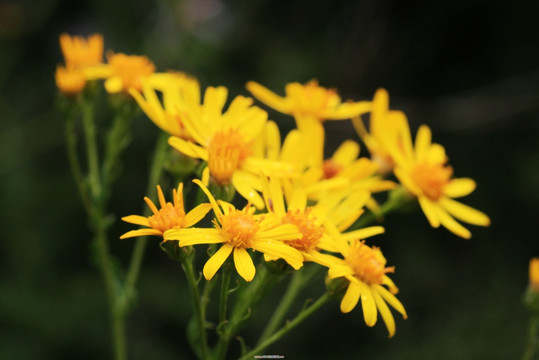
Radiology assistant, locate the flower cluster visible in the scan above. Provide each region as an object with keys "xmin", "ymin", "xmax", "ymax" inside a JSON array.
[{"xmin": 57, "ymin": 34, "xmax": 491, "ymax": 350}]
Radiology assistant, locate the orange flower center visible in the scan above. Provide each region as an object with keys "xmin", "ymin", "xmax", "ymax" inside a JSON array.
[
  {"xmin": 322, "ymin": 159, "xmax": 343, "ymax": 179},
  {"xmin": 55, "ymin": 66, "xmax": 86, "ymax": 96},
  {"xmin": 282, "ymin": 208, "xmax": 323, "ymax": 252},
  {"xmin": 148, "ymin": 203, "xmax": 186, "ymax": 233},
  {"xmin": 108, "ymin": 53, "xmax": 155, "ymax": 92},
  {"xmin": 60, "ymin": 33, "xmax": 104, "ymax": 69},
  {"xmin": 218, "ymin": 209, "xmax": 259, "ymax": 248},
  {"xmin": 411, "ymin": 163, "xmax": 453, "ymax": 200},
  {"xmin": 208, "ymin": 129, "xmax": 252, "ymax": 184},
  {"xmin": 346, "ymin": 242, "xmax": 394, "ymax": 285}
]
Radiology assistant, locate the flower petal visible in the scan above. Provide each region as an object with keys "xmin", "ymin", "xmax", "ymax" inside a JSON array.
[
  {"xmin": 233, "ymin": 247, "xmax": 256, "ymax": 282},
  {"xmin": 252, "ymin": 239, "xmax": 303, "ymax": 270},
  {"xmin": 246, "ymin": 81, "xmax": 291, "ymax": 114},
  {"xmin": 374, "ymin": 284, "xmax": 407, "ymax": 319},
  {"xmin": 184, "ymin": 203, "xmax": 213, "ymax": 227},
  {"xmin": 434, "ymin": 204, "xmax": 472, "ymax": 239},
  {"xmin": 418, "ymin": 196, "xmax": 441, "ymax": 228},
  {"xmin": 444, "ymin": 178, "xmax": 477, "ymax": 198},
  {"xmin": 342, "ymin": 226, "xmax": 385, "ymax": 241},
  {"xmin": 203, "ymin": 244, "xmax": 233, "ymax": 280},
  {"xmin": 332, "ymin": 140, "xmax": 360, "ymax": 166},
  {"xmin": 120, "ymin": 228, "xmax": 162, "ymax": 239},
  {"xmin": 340, "ymin": 282, "xmax": 361, "ymax": 313},
  {"xmin": 372, "ymin": 287, "xmax": 397, "ymax": 338},
  {"xmin": 166, "ymin": 228, "xmax": 223, "ymax": 246},
  {"xmin": 439, "ymin": 197, "xmax": 490, "ymax": 226},
  {"xmin": 121, "ymin": 215, "xmax": 150, "ymax": 227},
  {"xmin": 360, "ymin": 282, "xmax": 378, "ymax": 327},
  {"xmin": 415, "ymin": 125, "xmax": 432, "ymax": 163}
]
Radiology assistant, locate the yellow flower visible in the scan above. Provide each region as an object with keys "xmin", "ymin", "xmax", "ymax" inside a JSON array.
[
  {"xmin": 129, "ymin": 72, "xmax": 200, "ymax": 139},
  {"xmin": 352, "ymin": 88, "xmax": 413, "ymax": 174},
  {"xmin": 59, "ymin": 33, "xmax": 104, "ymax": 69},
  {"xmin": 261, "ymin": 175, "xmax": 384, "ymax": 266},
  {"xmin": 325, "ymin": 230, "xmax": 406, "ymax": 338},
  {"xmin": 247, "ymin": 80, "xmax": 370, "ymax": 167},
  {"xmin": 55, "ymin": 65, "xmax": 86, "ymax": 96},
  {"xmin": 120, "ymin": 183, "xmax": 212, "ymax": 240},
  {"xmin": 530, "ymin": 258, "xmax": 539, "ymax": 292},
  {"xmin": 390, "ymin": 124, "xmax": 490, "ymax": 239},
  {"xmin": 164, "ymin": 180, "xmax": 304, "ymax": 282},
  {"xmin": 167, "ymin": 85, "xmax": 293, "ymax": 208}
]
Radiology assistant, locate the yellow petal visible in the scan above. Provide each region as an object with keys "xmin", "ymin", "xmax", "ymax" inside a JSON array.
[
  {"xmin": 434, "ymin": 204, "xmax": 472, "ymax": 239},
  {"xmin": 394, "ymin": 168, "xmax": 422, "ymax": 197},
  {"xmin": 104, "ymin": 76, "xmax": 123, "ymax": 93},
  {"xmin": 255, "ymin": 224, "xmax": 301, "ymax": 241},
  {"xmin": 415, "ymin": 125, "xmax": 432, "ymax": 163},
  {"xmin": 232, "ymin": 171, "xmax": 265, "ymax": 209},
  {"xmin": 193, "ymin": 179, "xmax": 223, "ymax": 218},
  {"xmin": 360, "ymin": 282, "xmax": 378, "ymax": 327},
  {"xmin": 246, "ymin": 81, "xmax": 291, "ymax": 114},
  {"xmin": 340, "ymin": 282, "xmax": 361, "ymax": 313},
  {"xmin": 121, "ymin": 215, "xmax": 150, "ymax": 227},
  {"xmin": 374, "ymin": 284, "xmax": 407, "ymax": 319},
  {"xmin": 418, "ymin": 196, "xmax": 441, "ymax": 228},
  {"xmin": 263, "ymin": 120, "xmax": 281, "ymax": 161},
  {"xmin": 168, "ymin": 136, "xmax": 208, "ymax": 160},
  {"xmin": 233, "ymin": 247, "xmax": 256, "ymax": 282},
  {"xmin": 444, "ymin": 178, "xmax": 476, "ymax": 198},
  {"xmin": 252, "ymin": 240, "xmax": 303, "ymax": 270},
  {"xmin": 332, "ymin": 140, "xmax": 360, "ymax": 166},
  {"xmin": 328, "ymin": 264, "xmax": 354, "ymax": 279},
  {"xmin": 426, "ymin": 143, "xmax": 447, "ymax": 164},
  {"xmin": 439, "ymin": 197, "xmax": 490, "ymax": 226},
  {"xmin": 120, "ymin": 228, "xmax": 162, "ymax": 239},
  {"xmin": 184, "ymin": 203, "xmax": 213, "ymax": 227},
  {"xmin": 166, "ymin": 228, "xmax": 223, "ymax": 245},
  {"xmin": 372, "ymin": 288, "xmax": 396, "ymax": 338},
  {"xmin": 203, "ymin": 244, "xmax": 234, "ymax": 280},
  {"xmin": 324, "ymin": 101, "xmax": 371, "ymax": 120},
  {"xmin": 342, "ymin": 226, "xmax": 385, "ymax": 241}
]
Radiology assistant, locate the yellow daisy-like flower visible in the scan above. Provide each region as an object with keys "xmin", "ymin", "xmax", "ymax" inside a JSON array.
[
  {"xmin": 261, "ymin": 175, "xmax": 385, "ymax": 265},
  {"xmin": 389, "ymin": 124, "xmax": 490, "ymax": 239},
  {"xmin": 59, "ymin": 33, "xmax": 104, "ymax": 69},
  {"xmin": 120, "ymin": 183, "xmax": 212, "ymax": 240},
  {"xmin": 129, "ymin": 72, "xmax": 200, "ymax": 139},
  {"xmin": 164, "ymin": 180, "xmax": 304, "ymax": 282},
  {"xmin": 167, "ymin": 85, "xmax": 293, "ymax": 208},
  {"xmin": 325, "ymin": 230, "xmax": 407, "ymax": 338},
  {"xmin": 55, "ymin": 65, "xmax": 86, "ymax": 96},
  {"xmin": 352, "ymin": 88, "xmax": 413, "ymax": 174}
]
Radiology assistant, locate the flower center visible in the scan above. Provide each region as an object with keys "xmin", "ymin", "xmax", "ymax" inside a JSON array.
[
  {"xmin": 218, "ymin": 209, "xmax": 259, "ymax": 248},
  {"xmin": 282, "ymin": 208, "xmax": 323, "ymax": 252},
  {"xmin": 148, "ymin": 203, "xmax": 186, "ymax": 233},
  {"xmin": 289, "ymin": 81, "xmax": 339, "ymax": 118},
  {"xmin": 345, "ymin": 242, "xmax": 394, "ymax": 285},
  {"xmin": 208, "ymin": 129, "xmax": 252, "ymax": 184},
  {"xmin": 322, "ymin": 159, "xmax": 343, "ymax": 179},
  {"xmin": 411, "ymin": 163, "xmax": 453, "ymax": 200},
  {"xmin": 108, "ymin": 53, "xmax": 155, "ymax": 92}
]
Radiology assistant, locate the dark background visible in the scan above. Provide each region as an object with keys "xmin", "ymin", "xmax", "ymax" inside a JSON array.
[{"xmin": 1, "ymin": 0, "xmax": 538, "ymax": 359}]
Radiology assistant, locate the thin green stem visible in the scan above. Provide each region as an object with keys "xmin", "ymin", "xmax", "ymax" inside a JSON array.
[
  {"xmin": 64, "ymin": 108, "xmax": 92, "ymax": 214},
  {"xmin": 219, "ymin": 268, "xmax": 232, "ymax": 326},
  {"xmin": 181, "ymin": 254, "xmax": 210, "ymax": 360},
  {"xmin": 523, "ymin": 314, "xmax": 539, "ymax": 360},
  {"xmin": 82, "ymin": 99, "xmax": 102, "ymax": 203},
  {"xmin": 238, "ymin": 292, "xmax": 332, "ymax": 360},
  {"xmin": 123, "ymin": 132, "xmax": 168, "ymax": 309},
  {"xmin": 257, "ymin": 267, "xmax": 316, "ymax": 344}
]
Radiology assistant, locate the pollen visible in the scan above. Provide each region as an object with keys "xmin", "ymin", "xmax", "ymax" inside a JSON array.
[
  {"xmin": 146, "ymin": 186, "xmax": 186, "ymax": 233},
  {"xmin": 282, "ymin": 208, "xmax": 324, "ymax": 252},
  {"xmin": 208, "ymin": 129, "xmax": 252, "ymax": 184},
  {"xmin": 411, "ymin": 162, "xmax": 453, "ymax": 200},
  {"xmin": 345, "ymin": 241, "xmax": 394, "ymax": 285},
  {"xmin": 218, "ymin": 208, "xmax": 259, "ymax": 248},
  {"xmin": 322, "ymin": 159, "xmax": 343, "ymax": 179}
]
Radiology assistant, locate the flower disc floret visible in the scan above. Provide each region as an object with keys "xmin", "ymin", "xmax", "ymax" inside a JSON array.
[
  {"xmin": 411, "ymin": 162, "xmax": 453, "ymax": 201},
  {"xmin": 282, "ymin": 208, "xmax": 323, "ymax": 252},
  {"xmin": 148, "ymin": 202, "xmax": 186, "ymax": 233},
  {"xmin": 218, "ymin": 209, "xmax": 259, "ymax": 249},
  {"xmin": 208, "ymin": 129, "xmax": 252, "ymax": 184},
  {"xmin": 345, "ymin": 242, "xmax": 394, "ymax": 285}
]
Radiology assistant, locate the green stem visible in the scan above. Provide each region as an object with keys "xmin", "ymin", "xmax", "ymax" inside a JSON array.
[
  {"xmin": 257, "ymin": 267, "xmax": 317, "ymax": 344},
  {"xmin": 238, "ymin": 292, "xmax": 332, "ymax": 360},
  {"xmin": 219, "ymin": 268, "xmax": 232, "ymax": 326},
  {"xmin": 64, "ymin": 107, "xmax": 92, "ymax": 214},
  {"xmin": 353, "ymin": 186, "xmax": 411, "ymax": 229},
  {"xmin": 181, "ymin": 254, "xmax": 210, "ymax": 360},
  {"xmin": 523, "ymin": 314, "xmax": 539, "ymax": 360},
  {"xmin": 123, "ymin": 132, "xmax": 168, "ymax": 309},
  {"xmin": 82, "ymin": 99, "xmax": 102, "ymax": 203}
]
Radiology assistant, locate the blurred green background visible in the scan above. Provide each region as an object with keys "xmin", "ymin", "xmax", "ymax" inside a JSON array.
[{"xmin": 1, "ymin": 0, "xmax": 538, "ymax": 359}]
